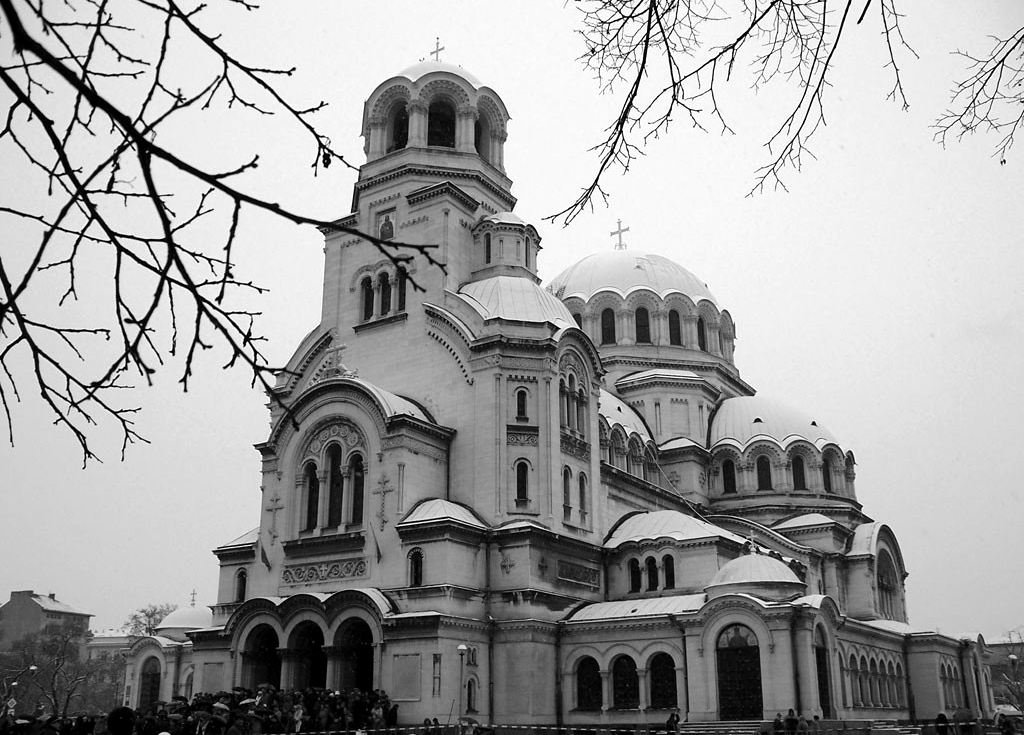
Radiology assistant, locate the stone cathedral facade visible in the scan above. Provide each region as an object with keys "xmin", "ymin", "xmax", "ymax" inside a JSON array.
[{"xmin": 126, "ymin": 61, "xmax": 997, "ymax": 726}]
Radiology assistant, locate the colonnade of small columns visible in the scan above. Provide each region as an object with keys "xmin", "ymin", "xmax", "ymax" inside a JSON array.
[{"xmin": 575, "ymin": 307, "xmax": 734, "ymax": 362}]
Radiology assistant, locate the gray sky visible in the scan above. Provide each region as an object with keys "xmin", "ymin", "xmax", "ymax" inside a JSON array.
[{"xmin": 1, "ymin": 1, "xmax": 1022, "ymax": 638}]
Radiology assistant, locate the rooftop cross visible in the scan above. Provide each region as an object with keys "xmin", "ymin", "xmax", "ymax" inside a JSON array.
[
  {"xmin": 430, "ymin": 37, "xmax": 445, "ymax": 62},
  {"xmin": 611, "ymin": 219, "xmax": 630, "ymax": 250},
  {"xmin": 189, "ymin": 588, "xmax": 197, "ymax": 606}
]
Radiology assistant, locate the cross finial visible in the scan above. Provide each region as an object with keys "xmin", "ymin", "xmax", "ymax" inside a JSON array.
[
  {"xmin": 430, "ymin": 37, "xmax": 445, "ymax": 62},
  {"xmin": 189, "ymin": 588, "xmax": 197, "ymax": 606},
  {"xmin": 611, "ymin": 219, "xmax": 630, "ymax": 250}
]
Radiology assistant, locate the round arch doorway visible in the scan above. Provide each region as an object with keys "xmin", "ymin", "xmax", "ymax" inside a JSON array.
[
  {"xmin": 716, "ymin": 624, "xmax": 763, "ymax": 720},
  {"xmin": 244, "ymin": 624, "xmax": 281, "ymax": 690},
  {"xmin": 335, "ymin": 618, "xmax": 374, "ymax": 692},
  {"xmin": 291, "ymin": 621, "xmax": 327, "ymax": 689}
]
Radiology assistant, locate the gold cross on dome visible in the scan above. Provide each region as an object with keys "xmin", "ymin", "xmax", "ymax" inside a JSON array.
[
  {"xmin": 430, "ymin": 37, "xmax": 445, "ymax": 62},
  {"xmin": 611, "ymin": 219, "xmax": 629, "ymax": 250}
]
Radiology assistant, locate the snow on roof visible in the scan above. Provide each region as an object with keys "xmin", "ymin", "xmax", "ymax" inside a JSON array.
[
  {"xmin": 547, "ymin": 250, "xmax": 716, "ymax": 305},
  {"xmin": 26, "ymin": 594, "xmax": 91, "ymax": 617},
  {"xmin": 855, "ymin": 618, "xmax": 921, "ymax": 635},
  {"xmin": 599, "ymin": 389, "xmax": 652, "ymax": 442},
  {"xmin": 710, "ymin": 395, "xmax": 839, "ymax": 450},
  {"xmin": 566, "ymin": 594, "xmax": 706, "ymax": 622},
  {"xmin": 849, "ymin": 521, "xmax": 883, "ymax": 556},
  {"xmin": 458, "ymin": 276, "xmax": 575, "ymax": 328},
  {"xmin": 218, "ymin": 527, "xmax": 259, "ymax": 549},
  {"xmin": 348, "ymin": 378, "xmax": 431, "ymax": 422},
  {"xmin": 605, "ymin": 510, "xmax": 746, "ymax": 548},
  {"xmin": 707, "ymin": 553, "xmax": 802, "ymax": 587},
  {"xmin": 398, "ymin": 499, "xmax": 488, "ymax": 530},
  {"xmin": 659, "ymin": 437, "xmax": 702, "ymax": 451},
  {"xmin": 774, "ymin": 513, "xmax": 836, "ymax": 530}
]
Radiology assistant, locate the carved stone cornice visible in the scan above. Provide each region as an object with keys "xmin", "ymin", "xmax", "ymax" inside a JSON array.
[{"xmin": 282, "ymin": 531, "xmax": 365, "ymax": 559}]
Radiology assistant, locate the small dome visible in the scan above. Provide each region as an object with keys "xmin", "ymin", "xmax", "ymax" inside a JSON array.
[
  {"xmin": 156, "ymin": 606, "xmax": 211, "ymax": 634},
  {"xmin": 396, "ymin": 60, "xmax": 481, "ymax": 87},
  {"xmin": 548, "ymin": 250, "xmax": 716, "ymax": 305},
  {"xmin": 483, "ymin": 211, "xmax": 525, "ymax": 226},
  {"xmin": 710, "ymin": 395, "xmax": 838, "ymax": 450},
  {"xmin": 458, "ymin": 276, "xmax": 575, "ymax": 327},
  {"xmin": 705, "ymin": 552, "xmax": 806, "ymax": 601}
]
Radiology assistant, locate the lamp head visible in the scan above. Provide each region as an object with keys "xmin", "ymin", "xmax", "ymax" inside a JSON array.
[{"xmin": 457, "ymin": 644, "xmax": 468, "ymax": 655}]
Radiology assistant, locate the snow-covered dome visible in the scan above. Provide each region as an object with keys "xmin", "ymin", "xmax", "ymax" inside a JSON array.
[
  {"xmin": 396, "ymin": 60, "xmax": 482, "ymax": 87},
  {"xmin": 710, "ymin": 395, "xmax": 838, "ymax": 450},
  {"xmin": 458, "ymin": 276, "xmax": 575, "ymax": 328},
  {"xmin": 156, "ymin": 605, "xmax": 211, "ymax": 640},
  {"xmin": 548, "ymin": 250, "xmax": 716, "ymax": 305},
  {"xmin": 705, "ymin": 551, "xmax": 806, "ymax": 601}
]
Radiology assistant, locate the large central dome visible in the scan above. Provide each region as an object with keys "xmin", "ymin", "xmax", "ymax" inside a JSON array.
[{"xmin": 548, "ymin": 250, "xmax": 716, "ymax": 305}]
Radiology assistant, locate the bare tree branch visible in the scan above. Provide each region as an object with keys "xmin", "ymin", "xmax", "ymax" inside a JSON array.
[{"xmin": 0, "ymin": 0, "xmax": 443, "ymax": 464}]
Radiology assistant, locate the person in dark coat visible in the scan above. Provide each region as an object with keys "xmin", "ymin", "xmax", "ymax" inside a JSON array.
[{"xmin": 784, "ymin": 709, "xmax": 799, "ymax": 735}]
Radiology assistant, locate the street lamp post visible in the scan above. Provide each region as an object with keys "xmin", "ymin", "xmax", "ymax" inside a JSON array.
[{"xmin": 457, "ymin": 644, "xmax": 468, "ymax": 720}]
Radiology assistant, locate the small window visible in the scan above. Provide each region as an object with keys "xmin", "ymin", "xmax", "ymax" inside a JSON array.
[
  {"xmin": 326, "ymin": 444, "xmax": 344, "ymax": 528},
  {"xmin": 576, "ymin": 388, "xmax": 586, "ymax": 436},
  {"xmin": 578, "ymin": 474, "xmax": 588, "ymax": 522},
  {"xmin": 515, "ymin": 461, "xmax": 529, "ymax": 505},
  {"xmin": 235, "ymin": 569, "xmax": 247, "ymax": 603},
  {"xmin": 668, "ymin": 310, "xmax": 682, "ymax": 345},
  {"xmin": 351, "ymin": 453, "xmax": 365, "ymax": 524},
  {"xmin": 409, "ymin": 548, "xmax": 424, "ymax": 587},
  {"xmin": 387, "ymin": 103, "xmax": 408, "ymax": 152},
  {"xmin": 756, "ymin": 456, "xmax": 773, "ymax": 491},
  {"xmin": 515, "ymin": 389, "xmax": 528, "ymax": 420},
  {"xmin": 562, "ymin": 468, "xmax": 572, "ymax": 521},
  {"xmin": 697, "ymin": 316, "xmax": 707, "ymax": 351},
  {"xmin": 823, "ymin": 457, "xmax": 834, "ymax": 493},
  {"xmin": 628, "ymin": 559, "xmax": 642, "ymax": 593},
  {"xmin": 646, "ymin": 556, "xmax": 658, "ymax": 591},
  {"xmin": 792, "ymin": 455, "xmax": 807, "ymax": 490},
  {"xmin": 635, "ymin": 307, "xmax": 651, "ymax": 343},
  {"xmin": 379, "ymin": 273, "xmax": 391, "ymax": 316},
  {"xmin": 427, "ymin": 100, "xmax": 456, "ymax": 147},
  {"xmin": 304, "ymin": 462, "xmax": 319, "ymax": 531},
  {"xmin": 485, "ymin": 233, "xmax": 492, "ymax": 263},
  {"xmin": 397, "ymin": 267, "xmax": 408, "ymax": 312},
  {"xmin": 662, "ymin": 556, "xmax": 675, "ymax": 589},
  {"xmin": 722, "ymin": 459, "xmax": 737, "ymax": 494},
  {"xmin": 601, "ymin": 308, "xmax": 616, "ymax": 345},
  {"xmin": 361, "ymin": 277, "xmax": 374, "ymax": 321},
  {"xmin": 466, "ymin": 677, "xmax": 476, "ymax": 713}
]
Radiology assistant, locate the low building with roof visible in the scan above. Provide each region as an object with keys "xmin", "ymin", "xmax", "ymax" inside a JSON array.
[{"xmin": 177, "ymin": 58, "xmax": 994, "ymax": 728}]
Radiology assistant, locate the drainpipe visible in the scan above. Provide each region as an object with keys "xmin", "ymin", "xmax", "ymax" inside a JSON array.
[
  {"xmin": 902, "ymin": 637, "xmax": 916, "ymax": 723},
  {"xmin": 668, "ymin": 614, "xmax": 691, "ymax": 717},
  {"xmin": 485, "ymin": 539, "xmax": 494, "ymax": 720},
  {"xmin": 555, "ymin": 622, "xmax": 564, "ymax": 729},
  {"xmin": 791, "ymin": 611, "xmax": 802, "ymax": 714}
]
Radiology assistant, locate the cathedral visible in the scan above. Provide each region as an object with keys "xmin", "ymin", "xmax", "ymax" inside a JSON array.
[{"xmin": 123, "ymin": 61, "xmax": 996, "ymax": 727}]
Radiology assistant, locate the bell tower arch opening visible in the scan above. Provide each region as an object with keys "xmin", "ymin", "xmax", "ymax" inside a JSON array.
[{"xmin": 427, "ymin": 99, "xmax": 456, "ymax": 147}]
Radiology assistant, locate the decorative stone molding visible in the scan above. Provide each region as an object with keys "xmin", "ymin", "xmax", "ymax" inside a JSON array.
[
  {"xmin": 281, "ymin": 558, "xmax": 367, "ymax": 585},
  {"xmin": 302, "ymin": 421, "xmax": 367, "ymax": 463},
  {"xmin": 557, "ymin": 560, "xmax": 600, "ymax": 588},
  {"xmin": 508, "ymin": 432, "xmax": 539, "ymax": 447}
]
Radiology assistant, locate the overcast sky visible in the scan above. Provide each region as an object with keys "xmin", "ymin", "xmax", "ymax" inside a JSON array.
[{"xmin": 1, "ymin": 1, "xmax": 1022, "ymax": 639}]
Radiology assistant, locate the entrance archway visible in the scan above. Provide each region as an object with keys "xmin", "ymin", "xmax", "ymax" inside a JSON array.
[
  {"xmin": 245, "ymin": 624, "xmax": 281, "ymax": 689},
  {"xmin": 138, "ymin": 657, "xmax": 161, "ymax": 710},
  {"xmin": 716, "ymin": 624, "xmax": 763, "ymax": 720},
  {"xmin": 815, "ymin": 628, "xmax": 833, "ymax": 718},
  {"xmin": 335, "ymin": 618, "xmax": 374, "ymax": 691},
  {"xmin": 291, "ymin": 621, "xmax": 327, "ymax": 689}
]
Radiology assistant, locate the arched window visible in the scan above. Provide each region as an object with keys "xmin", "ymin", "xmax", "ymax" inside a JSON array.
[
  {"xmin": 756, "ymin": 456, "xmax": 773, "ymax": 491},
  {"xmin": 635, "ymin": 307, "xmax": 651, "ymax": 343},
  {"xmin": 576, "ymin": 657, "xmax": 602, "ymax": 711},
  {"xmin": 361, "ymin": 277, "xmax": 374, "ymax": 321},
  {"xmin": 663, "ymin": 555, "xmax": 675, "ymax": 589},
  {"xmin": 515, "ymin": 389, "xmax": 528, "ymax": 420},
  {"xmin": 601, "ymin": 308, "xmax": 616, "ymax": 345},
  {"xmin": 578, "ymin": 474, "xmax": 588, "ymax": 523},
  {"xmin": 722, "ymin": 459, "xmax": 737, "ymax": 494},
  {"xmin": 397, "ymin": 267, "xmax": 408, "ymax": 312},
  {"xmin": 576, "ymin": 388, "xmax": 587, "ymax": 435},
  {"xmin": 877, "ymin": 551, "xmax": 901, "ymax": 621},
  {"xmin": 379, "ymin": 273, "xmax": 391, "ymax": 316},
  {"xmin": 649, "ymin": 652, "xmax": 678, "ymax": 709},
  {"xmin": 612, "ymin": 656, "xmax": 639, "ymax": 709},
  {"xmin": 562, "ymin": 467, "xmax": 572, "ymax": 521},
  {"xmin": 646, "ymin": 556, "xmax": 658, "ymax": 590},
  {"xmin": 515, "ymin": 461, "xmax": 529, "ymax": 505},
  {"xmin": 697, "ymin": 316, "xmax": 707, "ymax": 351},
  {"xmin": 823, "ymin": 457, "xmax": 834, "ymax": 493},
  {"xmin": 387, "ymin": 103, "xmax": 408, "ymax": 152},
  {"xmin": 474, "ymin": 116, "xmax": 491, "ymax": 162},
  {"xmin": 427, "ymin": 100, "xmax": 456, "ymax": 147},
  {"xmin": 567, "ymin": 375, "xmax": 577, "ymax": 431},
  {"xmin": 558, "ymin": 379, "xmax": 567, "ymax": 427},
  {"xmin": 525, "ymin": 238, "xmax": 533, "ymax": 270},
  {"xmin": 628, "ymin": 558, "xmax": 642, "ymax": 592},
  {"xmin": 484, "ymin": 233, "xmax": 492, "ymax": 263},
  {"xmin": 792, "ymin": 455, "xmax": 807, "ymax": 490},
  {"xmin": 235, "ymin": 569, "xmax": 247, "ymax": 603},
  {"xmin": 139, "ymin": 657, "xmax": 162, "ymax": 711},
  {"xmin": 669, "ymin": 310, "xmax": 682, "ymax": 345},
  {"xmin": 466, "ymin": 677, "xmax": 477, "ymax": 713},
  {"xmin": 849, "ymin": 654, "xmax": 861, "ymax": 705},
  {"xmin": 350, "ymin": 454, "xmax": 365, "ymax": 524},
  {"xmin": 327, "ymin": 444, "xmax": 344, "ymax": 528},
  {"xmin": 304, "ymin": 462, "xmax": 319, "ymax": 531},
  {"xmin": 409, "ymin": 548, "xmax": 424, "ymax": 587}
]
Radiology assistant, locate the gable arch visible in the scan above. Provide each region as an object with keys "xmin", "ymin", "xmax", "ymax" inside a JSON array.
[{"xmin": 418, "ymin": 79, "xmax": 472, "ymax": 108}]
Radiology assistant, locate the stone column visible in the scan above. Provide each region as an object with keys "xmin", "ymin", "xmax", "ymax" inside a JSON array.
[
  {"xmin": 277, "ymin": 649, "xmax": 297, "ymax": 690},
  {"xmin": 323, "ymin": 646, "xmax": 341, "ymax": 690},
  {"xmin": 653, "ymin": 308, "xmax": 667, "ymax": 345},
  {"xmin": 638, "ymin": 667, "xmax": 650, "ymax": 710},
  {"xmin": 683, "ymin": 315, "xmax": 698, "ymax": 349},
  {"xmin": 457, "ymin": 106, "xmax": 478, "ymax": 153},
  {"xmin": 494, "ymin": 129, "xmax": 507, "ymax": 170},
  {"xmin": 708, "ymin": 323, "xmax": 722, "ymax": 356},
  {"xmin": 367, "ymin": 116, "xmax": 386, "ymax": 161},
  {"xmin": 601, "ymin": 669, "xmax": 612, "ymax": 711},
  {"xmin": 407, "ymin": 100, "xmax": 428, "ymax": 148},
  {"xmin": 317, "ymin": 470, "xmax": 330, "ymax": 529}
]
